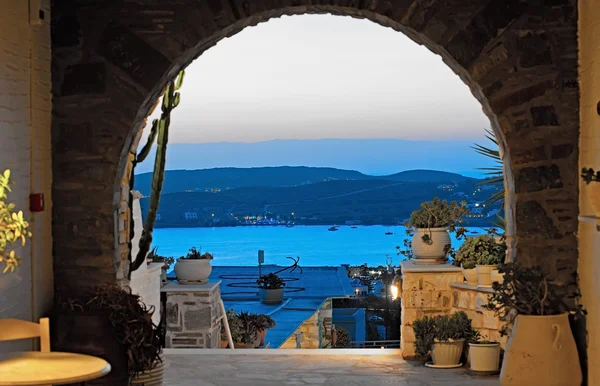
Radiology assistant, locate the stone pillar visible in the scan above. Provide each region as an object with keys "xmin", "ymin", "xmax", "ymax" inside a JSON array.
[
  {"xmin": 161, "ymin": 281, "xmax": 222, "ymax": 349},
  {"xmin": 400, "ymin": 261, "xmax": 462, "ymax": 359}
]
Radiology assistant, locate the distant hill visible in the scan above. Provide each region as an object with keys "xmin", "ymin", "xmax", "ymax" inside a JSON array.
[
  {"xmin": 384, "ymin": 169, "xmax": 476, "ymax": 183},
  {"xmin": 134, "ymin": 166, "xmax": 472, "ymax": 196},
  {"xmin": 138, "ymin": 168, "xmax": 497, "ymax": 228}
]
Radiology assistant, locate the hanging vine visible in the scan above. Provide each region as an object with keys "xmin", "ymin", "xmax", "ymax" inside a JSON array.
[{"xmin": 129, "ymin": 70, "xmax": 185, "ymax": 274}]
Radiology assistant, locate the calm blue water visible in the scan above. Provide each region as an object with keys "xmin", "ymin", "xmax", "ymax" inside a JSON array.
[{"xmin": 151, "ymin": 225, "xmax": 485, "ymax": 267}]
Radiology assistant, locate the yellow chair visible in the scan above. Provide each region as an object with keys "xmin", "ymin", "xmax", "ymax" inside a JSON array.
[{"xmin": 0, "ymin": 318, "xmax": 50, "ymax": 352}]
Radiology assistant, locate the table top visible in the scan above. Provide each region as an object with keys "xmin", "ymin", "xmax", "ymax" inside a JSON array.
[{"xmin": 0, "ymin": 351, "xmax": 111, "ymax": 385}]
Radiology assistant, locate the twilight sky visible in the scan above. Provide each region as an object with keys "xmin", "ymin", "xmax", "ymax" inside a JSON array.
[{"xmin": 146, "ymin": 14, "xmax": 489, "ymax": 143}]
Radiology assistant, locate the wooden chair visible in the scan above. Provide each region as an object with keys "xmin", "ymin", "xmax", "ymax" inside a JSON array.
[{"xmin": 0, "ymin": 318, "xmax": 51, "ymax": 351}]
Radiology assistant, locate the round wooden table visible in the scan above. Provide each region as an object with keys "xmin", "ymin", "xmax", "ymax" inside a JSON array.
[{"xmin": 0, "ymin": 352, "xmax": 111, "ymax": 385}]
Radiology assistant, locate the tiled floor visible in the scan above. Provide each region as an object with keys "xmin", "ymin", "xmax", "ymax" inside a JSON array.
[{"xmin": 164, "ymin": 352, "xmax": 500, "ymax": 386}]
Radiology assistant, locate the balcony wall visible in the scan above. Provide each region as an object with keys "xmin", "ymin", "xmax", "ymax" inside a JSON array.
[{"xmin": 0, "ymin": 0, "xmax": 53, "ymax": 350}]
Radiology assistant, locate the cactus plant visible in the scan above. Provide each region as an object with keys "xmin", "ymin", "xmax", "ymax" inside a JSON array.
[
  {"xmin": 129, "ymin": 70, "xmax": 185, "ymax": 273},
  {"xmin": 0, "ymin": 169, "xmax": 32, "ymax": 273}
]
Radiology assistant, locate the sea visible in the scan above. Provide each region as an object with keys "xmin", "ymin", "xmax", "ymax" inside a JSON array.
[{"xmin": 151, "ymin": 225, "xmax": 486, "ymax": 267}]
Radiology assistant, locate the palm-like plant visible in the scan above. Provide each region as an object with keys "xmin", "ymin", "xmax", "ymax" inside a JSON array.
[{"xmin": 472, "ymin": 129, "xmax": 505, "ymax": 230}]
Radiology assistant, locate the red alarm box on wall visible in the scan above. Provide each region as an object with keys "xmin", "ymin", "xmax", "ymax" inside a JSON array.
[{"xmin": 30, "ymin": 193, "xmax": 44, "ymax": 212}]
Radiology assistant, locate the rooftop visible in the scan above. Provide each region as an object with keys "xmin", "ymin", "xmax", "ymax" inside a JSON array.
[
  {"xmin": 162, "ymin": 351, "xmax": 500, "ymax": 386},
  {"xmin": 208, "ymin": 265, "xmax": 354, "ymax": 348}
]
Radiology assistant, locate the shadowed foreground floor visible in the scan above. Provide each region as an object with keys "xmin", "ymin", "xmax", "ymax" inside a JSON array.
[{"xmin": 164, "ymin": 353, "xmax": 500, "ymax": 386}]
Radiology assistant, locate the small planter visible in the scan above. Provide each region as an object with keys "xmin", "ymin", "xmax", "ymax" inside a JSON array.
[
  {"xmin": 469, "ymin": 342, "xmax": 500, "ymax": 372},
  {"xmin": 411, "ymin": 227, "xmax": 451, "ymax": 264},
  {"xmin": 258, "ymin": 329, "xmax": 267, "ymax": 346},
  {"xmin": 475, "ymin": 265, "xmax": 498, "ymax": 287},
  {"xmin": 220, "ymin": 340, "xmax": 228, "ymax": 348},
  {"xmin": 461, "ymin": 265, "xmax": 478, "ymax": 286},
  {"xmin": 431, "ymin": 339, "xmax": 465, "ymax": 366},
  {"xmin": 174, "ymin": 258, "xmax": 212, "ymax": 283},
  {"xmin": 259, "ymin": 288, "xmax": 284, "ymax": 304},
  {"xmin": 131, "ymin": 357, "xmax": 165, "ymax": 386}
]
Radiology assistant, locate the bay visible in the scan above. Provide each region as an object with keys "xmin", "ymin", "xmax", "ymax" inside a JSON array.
[{"xmin": 151, "ymin": 225, "xmax": 486, "ymax": 267}]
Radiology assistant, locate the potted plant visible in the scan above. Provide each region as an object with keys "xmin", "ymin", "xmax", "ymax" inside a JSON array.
[
  {"xmin": 250, "ymin": 314, "xmax": 276, "ymax": 346},
  {"xmin": 235, "ymin": 311, "xmax": 260, "ymax": 348},
  {"xmin": 55, "ymin": 285, "xmax": 163, "ymax": 385},
  {"xmin": 484, "ymin": 263, "xmax": 583, "ymax": 385},
  {"xmin": 453, "ymin": 239, "xmax": 478, "ymax": 286},
  {"xmin": 174, "ymin": 246, "xmax": 213, "ymax": 283},
  {"xmin": 468, "ymin": 332, "xmax": 501, "ymax": 373},
  {"xmin": 257, "ymin": 273, "xmax": 285, "ymax": 304},
  {"xmin": 220, "ymin": 309, "xmax": 241, "ymax": 348},
  {"xmin": 0, "ymin": 169, "xmax": 32, "ymax": 274},
  {"xmin": 412, "ymin": 311, "xmax": 475, "ymax": 368},
  {"xmin": 471, "ymin": 235, "xmax": 506, "ymax": 287},
  {"xmin": 148, "ymin": 247, "xmax": 174, "ymax": 284},
  {"xmin": 581, "ymin": 167, "xmax": 600, "ymax": 215},
  {"xmin": 404, "ymin": 197, "xmax": 469, "ymax": 264}
]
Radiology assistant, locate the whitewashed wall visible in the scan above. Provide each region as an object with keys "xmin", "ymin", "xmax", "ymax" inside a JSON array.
[
  {"xmin": 0, "ymin": 0, "xmax": 53, "ymax": 352},
  {"xmin": 129, "ymin": 194, "xmax": 162, "ymax": 326}
]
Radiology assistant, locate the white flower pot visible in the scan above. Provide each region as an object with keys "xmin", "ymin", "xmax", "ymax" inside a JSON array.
[
  {"xmin": 475, "ymin": 265, "xmax": 498, "ymax": 288},
  {"xmin": 461, "ymin": 265, "xmax": 478, "ymax": 286},
  {"xmin": 469, "ymin": 342, "xmax": 500, "ymax": 372},
  {"xmin": 500, "ymin": 314, "xmax": 582, "ymax": 386},
  {"xmin": 431, "ymin": 339, "xmax": 465, "ymax": 366},
  {"xmin": 174, "ymin": 259, "xmax": 212, "ymax": 283},
  {"xmin": 411, "ymin": 228, "xmax": 451, "ymax": 264},
  {"xmin": 259, "ymin": 288, "xmax": 284, "ymax": 304}
]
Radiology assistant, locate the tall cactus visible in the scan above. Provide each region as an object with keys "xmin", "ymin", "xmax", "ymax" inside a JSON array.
[{"xmin": 129, "ymin": 70, "xmax": 185, "ymax": 273}]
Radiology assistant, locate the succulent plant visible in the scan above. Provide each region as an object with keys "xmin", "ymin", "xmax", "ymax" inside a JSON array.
[
  {"xmin": 454, "ymin": 234, "xmax": 506, "ymax": 267},
  {"xmin": 257, "ymin": 273, "xmax": 286, "ymax": 290},
  {"xmin": 180, "ymin": 246, "xmax": 213, "ymax": 260}
]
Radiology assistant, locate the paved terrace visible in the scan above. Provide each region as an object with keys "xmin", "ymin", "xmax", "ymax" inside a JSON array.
[{"xmin": 163, "ymin": 351, "xmax": 500, "ymax": 386}]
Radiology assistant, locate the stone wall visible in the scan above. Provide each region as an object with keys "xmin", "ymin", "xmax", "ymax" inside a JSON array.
[
  {"xmin": 451, "ymin": 283, "xmax": 507, "ymax": 347},
  {"xmin": 578, "ymin": 1, "xmax": 600, "ymax": 384},
  {"xmin": 280, "ymin": 312, "xmax": 320, "ymax": 349},
  {"xmin": 0, "ymin": 0, "xmax": 53, "ymax": 351},
  {"xmin": 50, "ymin": 1, "xmax": 581, "ymax": 304},
  {"xmin": 162, "ymin": 282, "xmax": 222, "ymax": 349},
  {"xmin": 400, "ymin": 261, "xmax": 505, "ymax": 359}
]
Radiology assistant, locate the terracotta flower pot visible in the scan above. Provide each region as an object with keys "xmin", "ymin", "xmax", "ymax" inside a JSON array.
[
  {"xmin": 411, "ymin": 227, "xmax": 451, "ymax": 264},
  {"xmin": 259, "ymin": 330, "xmax": 266, "ymax": 346},
  {"xmin": 431, "ymin": 339, "xmax": 465, "ymax": 366},
  {"xmin": 475, "ymin": 265, "xmax": 498, "ymax": 287},
  {"xmin": 469, "ymin": 342, "xmax": 500, "ymax": 372},
  {"xmin": 461, "ymin": 265, "xmax": 478, "ymax": 286},
  {"xmin": 500, "ymin": 313, "xmax": 582, "ymax": 385}
]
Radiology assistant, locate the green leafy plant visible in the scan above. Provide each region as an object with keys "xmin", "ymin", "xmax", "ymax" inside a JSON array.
[
  {"xmin": 484, "ymin": 263, "xmax": 584, "ymax": 335},
  {"xmin": 405, "ymin": 197, "xmax": 469, "ymax": 245},
  {"xmin": 237, "ymin": 311, "xmax": 259, "ymax": 344},
  {"xmin": 148, "ymin": 247, "xmax": 174, "ymax": 271},
  {"xmin": 250, "ymin": 314, "xmax": 276, "ymax": 331},
  {"xmin": 454, "ymin": 234, "xmax": 506, "ymax": 267},
  {"xmin": 581, "ymin": 168, "xmax": 600, "ymax": 184},
  {"xmin": 60, "ymin": 285, "xmax": 163, "ymax": 377},
  {"xmin": 180, "ymin": 246, "xmax": 213, "ymax": 260},
  {"xmin": 131, "ymin": 70, "xmax": 185, "ymax": 274},
  {"xmin": 412, "ymin": 311, "xmax": 476, "ymax": 359},
  {"xmin": 0, "ymin": 169, "xmax": 32, "ymax": 273},
  {"xmin": 257, "ymin": 273, "xmax": 285, "ymax": 290}
]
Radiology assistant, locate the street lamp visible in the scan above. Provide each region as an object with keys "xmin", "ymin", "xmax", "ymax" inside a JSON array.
[{"xmin": 390, "ymin": 274, "xmax": 402, "ymax": 300}]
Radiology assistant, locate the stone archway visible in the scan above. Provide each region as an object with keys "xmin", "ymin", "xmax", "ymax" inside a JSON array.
[{"xmin": 51, "ymin": 1, "xmax": 579, "ymax": 298}]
